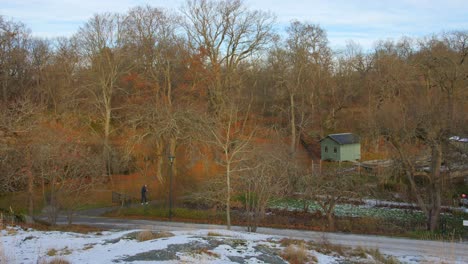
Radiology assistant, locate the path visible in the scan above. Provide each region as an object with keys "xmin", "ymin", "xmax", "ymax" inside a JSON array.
[{"xmin": 50, "ymin": 207, "xmax": 468, "ymax": 263}]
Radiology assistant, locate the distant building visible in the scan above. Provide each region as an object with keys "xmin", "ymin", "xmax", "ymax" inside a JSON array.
[{"xmin": 320, "ymin": 133, "xmax": 360, "ymax": 161}]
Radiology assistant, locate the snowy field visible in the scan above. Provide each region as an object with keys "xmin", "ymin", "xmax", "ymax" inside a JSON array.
[{"xmin": 0, "ymin": 226, "xmax": 462, "ymax": 263}]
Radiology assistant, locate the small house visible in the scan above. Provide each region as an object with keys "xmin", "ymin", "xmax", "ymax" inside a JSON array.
[{"xmin": 320, "ymin": 133, "xmax": 360, "ymax": 161}]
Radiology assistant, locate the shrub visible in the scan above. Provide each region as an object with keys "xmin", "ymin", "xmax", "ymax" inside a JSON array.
[{"xmin": 281, "ymin": 243, "xmax": 314, "ymax": 264}]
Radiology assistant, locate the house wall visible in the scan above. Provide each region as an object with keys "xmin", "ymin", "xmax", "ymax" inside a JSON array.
[
  {"xmin": 321, "ymin": 138, "xmax": 361, "ymax": 161},
  {"xmin": 339, "ymin": 143, "xmax": 361, "ymax": 161},
  {"xmin": 321, "ymin": 138, "xmax": 340, "ymax": 161}
]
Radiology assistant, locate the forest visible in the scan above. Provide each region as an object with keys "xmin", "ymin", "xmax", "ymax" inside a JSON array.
[{"xmin": 1, "ymin": 0, "xmax": 467, "ymax": 235}]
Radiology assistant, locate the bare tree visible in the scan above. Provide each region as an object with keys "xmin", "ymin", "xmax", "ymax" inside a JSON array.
[
  {"xmin": 268, "ymin": 21, "xmax": 332, "ymax": 155},
  {"xmin": 32, "ymin": 128, "xmax": 102, "ymax": 225},
  {"xmin": 121, "ymin": 6, "xmax": 189, "ymax": 182},
  {"xmin": 0, "ymin": 98, "xmax": 41, "ymax": 218},
  {"xmin": 375, "ymin": 36, "xmax": 468, "ymax": 231},
  {"xmin": 205, "ymin": 102, "xmax": 256, "ymax": 229},
  {"xmin": 0, "ymin": 16, "xmax": 31, "ymax": 104},
  {"xmin": 76, "ymin": 13, "xmax": 132, "ymax": 179},
  {"xmin": 301, "ymin": 168, "xmax": 364, "ymax": 231},
  {"xmin": 181, "ymin": 0, "xmax": 274, "ymax": 113},
  {"xmin": 239, "ymin": 142, "xmax": 290, "ymax": 232}
]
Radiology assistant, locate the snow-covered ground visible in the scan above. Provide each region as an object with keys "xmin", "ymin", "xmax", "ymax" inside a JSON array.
[{"xmin": 1, "ymin": 225, "xmax": 463, "ymax": 264}]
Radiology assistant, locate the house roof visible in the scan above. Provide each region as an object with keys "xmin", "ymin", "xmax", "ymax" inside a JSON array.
[{"xmin": 320, "ymin": 133, "xmax": 360, "ymax": 145}]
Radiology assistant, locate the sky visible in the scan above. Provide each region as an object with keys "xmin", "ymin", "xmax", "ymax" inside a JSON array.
[{"xmin": 1, "ymin": 0, "xmax": 467, "ymax": 51}]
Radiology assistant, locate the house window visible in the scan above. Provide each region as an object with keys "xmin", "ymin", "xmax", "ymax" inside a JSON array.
[
  {"xmin": 325, "ymin": 146, "xmax": 328, "ymax": 153},
  {"xmin": 334, "ymin": 147, "xmax": 337, "ymax": 153}
]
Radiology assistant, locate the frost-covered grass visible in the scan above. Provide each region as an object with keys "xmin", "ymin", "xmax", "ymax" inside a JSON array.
[
  {"xmin": 271, "ymin": 199, "xmax": 426, "ymax": 222},
  {"xmin": 271, "ymin": 198, "xmax": 468, "ymax": 239}
]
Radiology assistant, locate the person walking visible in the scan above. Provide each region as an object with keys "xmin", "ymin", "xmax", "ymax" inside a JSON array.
[{"xmin": 141, "ymin": 184, "xmax": 148, "ymax": 205}]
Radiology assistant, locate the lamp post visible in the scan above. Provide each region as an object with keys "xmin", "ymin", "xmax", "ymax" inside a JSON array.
[{"xmin": 168, "ymin": 155, "xmax": 175, "ymax": 220}]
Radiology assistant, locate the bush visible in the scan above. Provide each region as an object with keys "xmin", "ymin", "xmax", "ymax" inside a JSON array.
[{"xmin": 281, "ymin": 243, "xmax": 316, "ymax": 264}]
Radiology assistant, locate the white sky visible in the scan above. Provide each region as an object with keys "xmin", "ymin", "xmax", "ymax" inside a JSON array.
[{"xmin": 1, "ymin": 0, "xmax": 467, "ymax": 50}]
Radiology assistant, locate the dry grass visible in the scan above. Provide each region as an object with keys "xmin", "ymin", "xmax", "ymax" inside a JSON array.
[
  {"xmin": 46, "ymin": 248, "xmax": 58, "ymax": 256},
  {"xmin": 38, "ymin": 257, "xmax": 71, "ymax": 264},
  {"xmin": 191, "ymin": 248, "xmax": 220, "ymax": 258},
  {"xmin": 351, "ymin": 246, "xmax": 368, "ymax": 258},
  {"xmin": 281, "ymin": 243, "xmax": 316, "ymax": 264},
  {"xmin": 207, "ymin": 231, "xmax": 224, "ymax": 237},
  {"xmin": 82, "ymin": 244, "xmax": 94, "ymax": 250},
  {"xmin": 6, "ymin": 227, "xmax": 17, "ymax": 236},
  {"xmin": 366, "ymin": 248, "xmax": 400, "ymax": 264},
  {"xmin": 26, "ymin": 223, "xmax": 103, "ymax": 234},
  {"xmin": 314, "ymin": 234, "xmax": 346, "ymax": 256},
  {"xmin": 279, "ymin": 238, "xmax": 311, "ymax": 248},
  {"xmin": 136, "ymin": 230, "xmax": 174, "ymax": 242},
  {"xmin": 45, "ymin": 247, "xmax": 72, "ymax": 257}
]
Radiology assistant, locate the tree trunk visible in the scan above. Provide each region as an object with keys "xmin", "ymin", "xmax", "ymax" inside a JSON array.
[
  {"xmin": 67, "ymin": 209, "xmax": 74, "ymax": 225},
  {"xmin": 155, "ymin": 138, "xmax": 164, "ymax": 182},
  {"xmin": 326, "ymin": 212, "xmax": 335, "ymax": 231},
  {"xmin": 427, "ymin": 143, "xmax": 442, "ymax": 231},
  {"xmin": 2, "ymin": 71, "xmax": 7, "ymax": 104},
  {"xmin": 226, "ymin": 159, "xmax": 231, "ymax": 230},
  {"xmin": 26, "ymin": 150, "xmax": 34, "ymax": 219},
  {"xmin": 290, "ymin": 93, "xmax": 296, "ymax": 155},
  {"xmin": 103, "ymin": 106, "xmax": 112, "ymax": 184},
  {"xmin": 169, "ymin": 137, "xmax": 177, "ymax": 175},
  {"xmin": 165, "ymin": 60, "xmax": 172, "ymax": 107}
]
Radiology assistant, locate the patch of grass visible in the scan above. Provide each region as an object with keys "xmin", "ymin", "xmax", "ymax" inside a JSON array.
[
  {"xmin": 46, "ymin": 248, "xmax": 58, "ymax": 257},
  {"xmin": 136, "ymin": 230, "xmax": 174, "ymax": 242},
  {"xmin": 366, "ymin": 248, "xmax": 400, "ymax": 264},
  {"xmin": 109, "ymin": 206, "xmax": 166, "ymax": 217},
  {"xmin": 172, "ymin": 207, "xmax": 221, "ymax": 219},
  {"xmin": 112, "ymin": 206, "xmax": 224, "ymax": 221},
  {"xmin": 207, "ymin": 231, "xmax": 224, "ymax": 237},
  {"xmin": 313, "ymin": 235, "xmax": 346, "ymax": 256},
  {"xmin": 405, "ymin": 229, "xmax": 463, "ymax": 242},
  {"xmin": 136, "ymin": 230, "xmax": 155, "ymax": 242},
  {"xmin": 45, "ymin": 247, "xmax": 72, "ymax": 257},
  {"xmin": 6, "ymin": 227, "xmax": 17, "ymax": 235},
  {"xmin": 281, "ymin": 243, "xmax": 315, "ymax": 264},
  {"xmin": 350, "ymin": 246, "xmax": 368, "ymax": 258},
  {"xmin": 62, "ymin": 247, "xmax": 72, "ymax": 255},
  {"xmin": 191, "ymin": 248, "xmax": 220, "ymax": 258},
  {"xmin": 21, "ymin": 223, "xmax": 103, "ymax": 234},
  {"xmin": 279, "ymin": 238, "xmax": 311, "ymax": 248},
  {"xmin": 39, "ymin": 257, "xmax": 71, "ymax": 264},
  {"xmin": 82, "ymin": 244, "xmax": 94, "ymax": 250}
]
